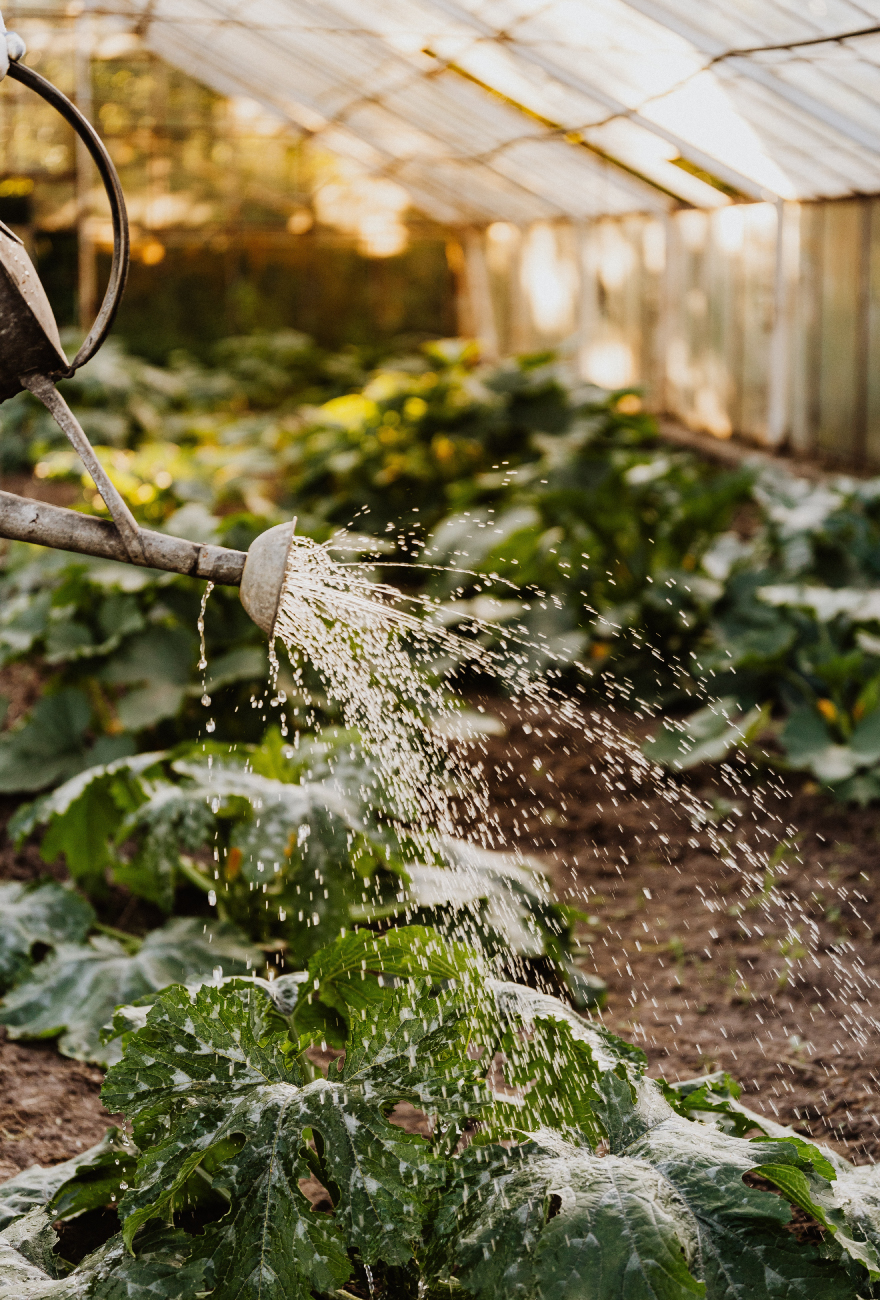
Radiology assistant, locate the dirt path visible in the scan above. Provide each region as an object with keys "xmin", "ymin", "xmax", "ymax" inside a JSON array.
[{"xmin": 474, "ymin": 699, "xmax": 880, "ymax": 1164}]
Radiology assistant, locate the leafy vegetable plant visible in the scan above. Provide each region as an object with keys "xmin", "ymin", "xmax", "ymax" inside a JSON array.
[
  {"xmin": 0, "ymin": 916, "xmax": 261, "ymax": 1064},
  {"xmin": 7, "ymin": 731, "xmax": 602, "ymax": 1023},
  {"xmin": 2, "ymin": 925, "xmax": 880, "ymax": 1298}
]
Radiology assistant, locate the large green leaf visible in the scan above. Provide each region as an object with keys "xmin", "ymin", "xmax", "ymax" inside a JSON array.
[
  {"xmin": 0, "ymin": 881, "xmax": 94, "ymax": 993},
  {"xmin": 114, "ymin": 784, "xmax": 216, "ymax": 910},
  {"xmin": 848, "ymin": 708, "xmax": 880, "ymax": 764},
  {"xmin": 393, "ymin": 839, "xmax": 608, "ymax": 1009},
  {"xmin": 0, "ymin": 1129, "xmax": 135, "ymax": 1232},
  {"xmin": 10, "ymin": 753, "xmax": 162, "ymax": 846},
  {"xmin": 296, "ymin": 924, "xmax": 479, "ymax": 1046},
  {"xmin": 0, "ymin": 690, "xmax": 93, "ymax": 794},
  {"xmin": 644, "ymin": 699, "xmax": 765, "ymax": 772},
  {"xmin": 780, "ymin": 709, "xmax": 834, "ymax": 765},
  {"xmin": 102, "ymin": 627, "xmax": 196, "ymax": 730},
  {"xmin": 628, "ymin": 1119, "xmax": 864, "ymax": 1298},
  {"xmin": 130, "ymin": 760, "xmax": 372, "ymax": 920},
  {"xmin": 10, "ymin": 754, "xmax": 162, "ymax": 895},
  {"xmin": 0, "ymin": 1211, "xmax": 62, "ymax": 1297},
  {"xmin": 438, "ymin": 1106, "xmax": 860, "ymax": 1300},
  {"xmin": 0, "ymin": 917, "xmax": 261, "ymax": 1064},
  {"xmin": 434, "ymin": 1136, "xmax": 706, "ymax": 1300},
  {"xmin": 102, "ymin": 979, "xmax": 483, "ymax": 1299},
  {"xmin": 0, "ymin": 1222, "xmax": 210, "ymax": 1299}
]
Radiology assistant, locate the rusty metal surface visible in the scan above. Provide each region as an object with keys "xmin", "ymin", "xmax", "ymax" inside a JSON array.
[
  {"xmin": 0, "ymin": 491, "xmax": 247, "ymax": 586},
  {"xmin": 0, "ymin": 230, "xmax": 68, "ymax": 402}
]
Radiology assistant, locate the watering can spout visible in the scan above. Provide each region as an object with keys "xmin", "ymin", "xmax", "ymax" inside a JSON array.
[
  {"xmin": 0, "ymin": 492, "xmax": 295, "ymax": 635},
  {"xmin": 239, "ymin": 523, "xmax": 295, "ymax": 635}
]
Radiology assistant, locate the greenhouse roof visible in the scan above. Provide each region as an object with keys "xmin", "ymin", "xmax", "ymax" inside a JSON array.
[{"xmin": 111, "ymin": 1, "xmax": 880, "ymax": 218}]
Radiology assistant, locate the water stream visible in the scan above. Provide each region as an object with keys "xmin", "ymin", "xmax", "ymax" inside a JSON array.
[{"xmin": 260, "ymin": 532, "xmax": 877, "ymax": 1061}]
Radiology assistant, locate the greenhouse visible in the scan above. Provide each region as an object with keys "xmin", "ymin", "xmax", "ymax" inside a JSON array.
[
  {"xmin": 131, "ymin": 0, "xmax": 880, "ymax": 464},
  {"xmin": 1, "ymin": 3, "xmax": 880, "ymax": 1297}
]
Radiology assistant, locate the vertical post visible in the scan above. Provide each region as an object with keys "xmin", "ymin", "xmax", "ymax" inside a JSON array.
[
  {"xmin": 853, "ymin": 198, "xmax": 872, "ymax": 469},
  {"xmin": 766, "ymin": 198, "xmax": 790, "ymax": 447},
  {"xmin": 445, "ymin": 235, "xmax": 474, "ymax": 339},
  {"xmin": 462, "ymin": 227, "xmax": 499, "ymax": 360},
  {"xmin": 75, "ymin": 2, "xmax": 97, "ymax": 332}
]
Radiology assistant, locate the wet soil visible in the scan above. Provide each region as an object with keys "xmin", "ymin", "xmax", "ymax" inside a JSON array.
[
  {"xmin": 0, "ymin": 1033, "xmax": 118, "ymax": 1186},
  {"xmin": 472, "ymin": 699, "xmax": 880, "ymax": 1166}
]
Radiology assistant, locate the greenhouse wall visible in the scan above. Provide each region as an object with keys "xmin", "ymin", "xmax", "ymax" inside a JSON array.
[{"xmin": 459, "ymin": 199, "xmax": 880, "ymax": 470}]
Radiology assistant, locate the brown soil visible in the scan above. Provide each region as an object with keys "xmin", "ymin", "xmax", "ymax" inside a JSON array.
[
  {"xmin": 0, "ymin": 661, "xmax": 49, "ymax": 732},
  {"xmin": 0, "ymin": 1034, "xmax": 120, "ymax": 1185},
  {"xmin": 473, "ymin": 699, "xmax": 880, "ymax": 1166}
]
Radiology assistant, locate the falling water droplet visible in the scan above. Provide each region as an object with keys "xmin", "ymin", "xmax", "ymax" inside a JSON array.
[
  {"xmin": 197, "ymin": 581, "xmax": 214, "ymax": 672},
  {"xmin": 205, "ymin": 719, "xmax": 216, "ymax": 733}
]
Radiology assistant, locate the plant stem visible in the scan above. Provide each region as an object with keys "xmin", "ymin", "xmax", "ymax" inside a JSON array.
[{"xmin": 92, "ymin": 921, "xmax": 142, "ymax": 954}]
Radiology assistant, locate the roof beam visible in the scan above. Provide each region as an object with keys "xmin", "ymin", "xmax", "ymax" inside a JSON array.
[
  {"xmin": 419, "ymin": 0, "xmax": 777, "ymax": 200},
  {"xmin": 620, "ymin": 0, "xmax": 880, "ymax": 157},
  {"xmin": 140, "ymin": 8, "xmax": 567, "ymax": 221},
  {"xmin": 144, "ymin": 0, "xmax": 667, "ymax": 221}
]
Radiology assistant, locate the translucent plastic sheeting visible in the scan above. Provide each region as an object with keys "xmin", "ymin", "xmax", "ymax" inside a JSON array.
[{"xmin": 59, "ymin": 0, "xmax": 880, "ymax": 215}]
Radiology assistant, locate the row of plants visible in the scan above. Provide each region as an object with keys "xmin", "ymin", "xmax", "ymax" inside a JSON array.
[
  {"xmin": 3, "ymin": 331, "xmax": 880, "ymax": 800},
  {"xmin": 0, "ymin": 727, "xmax": 602, "ymax": 1067},
  {"xmin": 1, "ymin": 922, "xmax": 880, "ymax": 1298},
  {"xmin": 0, "ymin": 335, "xmax": 878, "ymax": 1295}
]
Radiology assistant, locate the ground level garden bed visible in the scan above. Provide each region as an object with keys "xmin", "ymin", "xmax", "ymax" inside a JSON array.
[{"xmin": 0, "ymin": 698, "xmax": 877, "ymax": 1292}]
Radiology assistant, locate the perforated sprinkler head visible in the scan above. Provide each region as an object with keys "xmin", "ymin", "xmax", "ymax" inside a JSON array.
[{"xmin": 239, "ymin": 522, "xmax": 297, "ymax": 635}]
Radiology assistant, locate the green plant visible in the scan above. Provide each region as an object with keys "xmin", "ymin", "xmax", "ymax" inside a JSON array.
[
  {"xmin": 0, "ymin": 880, "xmax": 94, "ymax": 992},
  {"xmin": 7, "ymin": 732, "xmax": 603, "ymax": 1024},
  {"xmin": 3, "ymin": 926, "xmax": 880, "ymax": 1298},
  {"xmin": 0, "ymin": 915, "xmax": 261, "ymax": 1063}
]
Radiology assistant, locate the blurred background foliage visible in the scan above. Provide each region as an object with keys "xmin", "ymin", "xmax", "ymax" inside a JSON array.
[
  {"xmin": 0, "ymin": 22, "xmax": 456, "ymax": 358},
  {"xmin": 4, "ymin": 333, "xmax": 880, "ymax": 1045},
  {"xmin": 5, "ymin": 332, "xmax": 880, "ymax": 805}
]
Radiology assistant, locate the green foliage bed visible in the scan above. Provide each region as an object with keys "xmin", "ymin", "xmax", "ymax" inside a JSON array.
[
  {"xmin": 1, "ymin": 924, "xmax": 879, "ymax": 1298},
  {"xmin": 3, "ymin": 334, "xmax": 880, "ymax": 1295},
  {"xmin": 0, "ymin": 730, "xmax": 601, "ymax": 1062},
  {"xmin": 3, "ymin": 330, "xmax": 880, "ymax": 802}
]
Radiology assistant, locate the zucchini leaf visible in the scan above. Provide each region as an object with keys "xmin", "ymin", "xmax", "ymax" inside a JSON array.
[
  {"xmin": 0, "ymin": 881, "xmax": 94, "ymax": 993},
  {"xmin": 102, "ymin": 978, "xmax": 485, "ymax": 1299},
  {"xmin": 10, "ymin": 754, "xmax": 163, "ymax": 896},
  {"xmin": 433, "ymin": 1135, "xmax": 706, "ymax": 1300},
  {"xmin": 0, "ymin": 917, "xmax": 261, "ymax": 1064},
  {"xmin": 0, "ymin": 1128, "xmax": 135, "ymax": 1231},
  {"xmin": 0, "ymin": 1222, "xmax": 210, "ymax": 1299}
]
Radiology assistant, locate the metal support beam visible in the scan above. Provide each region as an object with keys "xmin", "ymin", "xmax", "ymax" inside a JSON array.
[
  {"xmin": 140, "ymin": 13, "xmax": 582, "ymax": 222},
  {"xmin": 421, "ymin": 0, "xmax": 778, "ymax": 201},
  {"xmin": 767, "ymin": 199, "xmax": 792, "ymax": 446},
  {"xmin": 620, "ymin": 0, "xmax": 880, "ymax": 158}
]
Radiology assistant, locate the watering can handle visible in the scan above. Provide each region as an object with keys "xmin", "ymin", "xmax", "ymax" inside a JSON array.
[{"xmin": 5, "ymin": 60, "xmax": 130, "ymax": 376}]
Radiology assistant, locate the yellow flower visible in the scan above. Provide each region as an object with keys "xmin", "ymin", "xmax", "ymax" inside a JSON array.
[
  {"xmin": 817, "ymin": 698, "xmax": 837, "ymax": 723},
  {"xmin": 404, "ymin": 396, "xmax": 428, "ymax": 420},
  {"xmin": 616, "ymin": 393, "xmax": 642, "ymax": 414}
]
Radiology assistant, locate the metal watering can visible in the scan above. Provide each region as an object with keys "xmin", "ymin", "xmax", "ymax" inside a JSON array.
[{"xmin": 0, "ymin": 16, "xmax": 291, "ymax": 635}]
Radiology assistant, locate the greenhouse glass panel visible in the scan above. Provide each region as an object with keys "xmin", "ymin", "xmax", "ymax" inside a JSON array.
[{"xmin": 108, "ymin": 0, "xmax": 880, "ymax": 211}]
